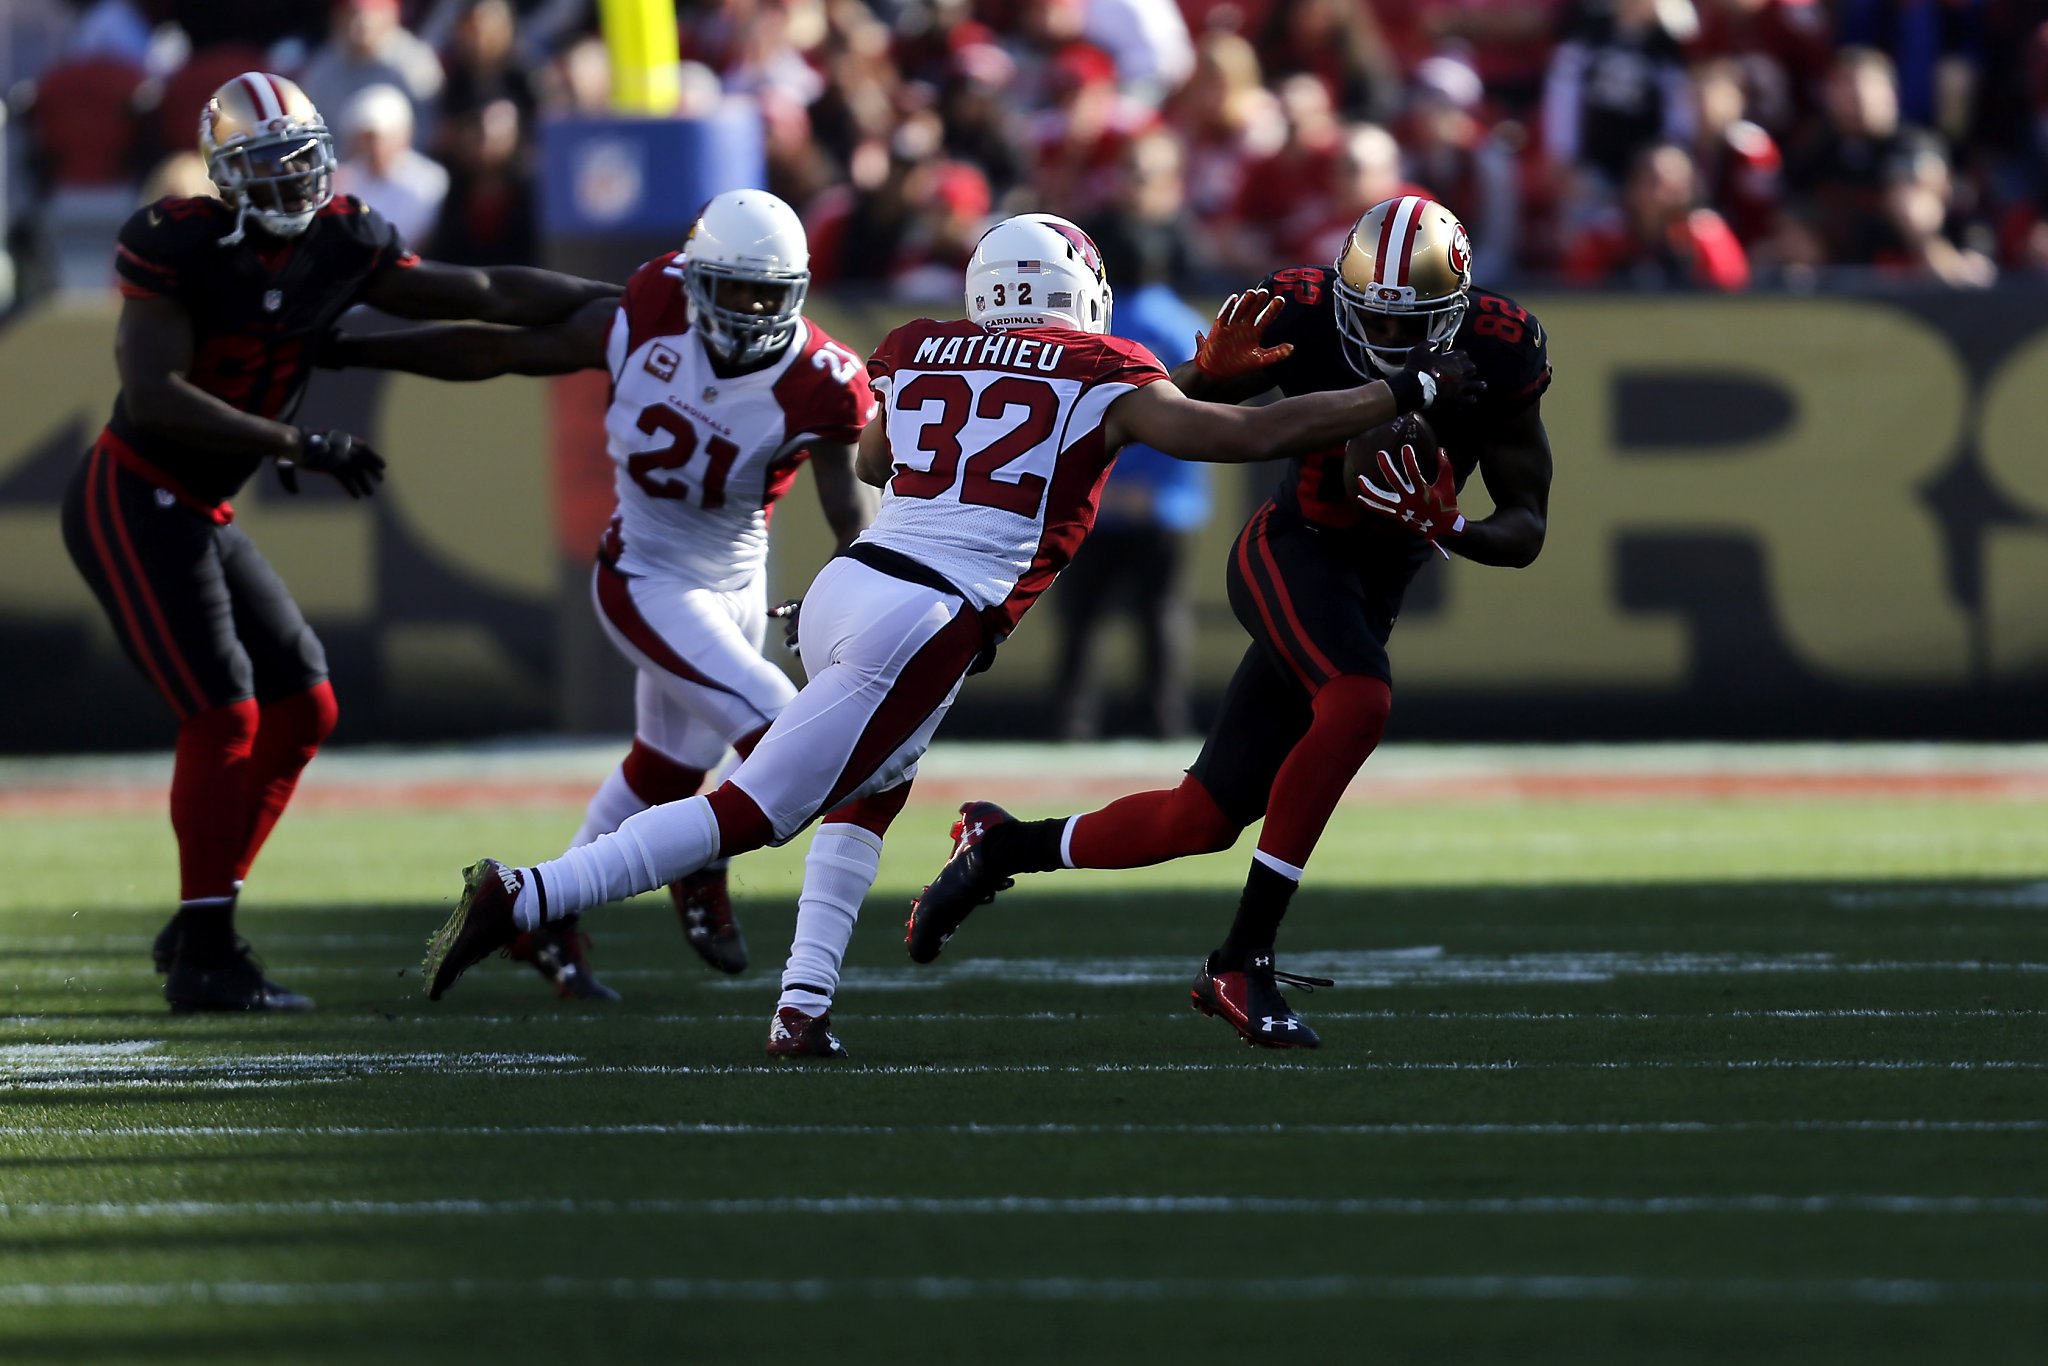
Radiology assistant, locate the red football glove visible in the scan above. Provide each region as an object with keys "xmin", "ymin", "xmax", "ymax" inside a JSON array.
[
  {"xmin": 1355, "ymin": 443, "xmax": 1463, "ymax": 558},
  {"xmin": 1193, "ymin": 288, "xmax": 1295, "ymax": 380}
]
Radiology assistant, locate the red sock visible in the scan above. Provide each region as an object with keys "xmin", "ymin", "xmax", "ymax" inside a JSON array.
[
  {"xmin": 621, "ymin": 738, "xmax": 707, "ymax": 805},
  {"xmin": 824, "ymin": 780, "xmax": 913, "ymax": 838},
  {"xmin": 173, "ymin": 699, "xmax": 261, "ymax": 901},
  {"xmin": 706, "ymin": 782, "xmax": 774, "ymax": 857},
  {"xmin": 232, "ymin": 681, "xmax": 338, "ymax": 883},
  {"xmin": 1255, "ymin": 674, "xmax": 1391, "ymax": 871},
  {"xmin": 1065, "ymin": 774, "xmax": 1242, "ymax": 870}
]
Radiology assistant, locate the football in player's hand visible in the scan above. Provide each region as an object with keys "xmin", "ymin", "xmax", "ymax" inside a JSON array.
[{"xmin": 1344, "ymin": 413, "xmax": 1438, "ymax": 493}]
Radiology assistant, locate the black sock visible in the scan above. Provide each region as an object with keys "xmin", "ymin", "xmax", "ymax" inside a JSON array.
[
  {"xmin": 980, "ymin": 818, "xmax": 1067, "ymax": 877},
  {"xmin": 1214, "ymin": 861, "xmax": 1299, "ymax": 969},
  {"xmin": 178, "ymin": 901, "xmax": 236, "ymax": 962}
]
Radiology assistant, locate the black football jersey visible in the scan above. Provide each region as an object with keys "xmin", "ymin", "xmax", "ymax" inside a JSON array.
[
  {"xmin": 1249, "ymin": 265, "xmax": 1551, "ymax": 546},
  {"xmin": 110, "ymin": 194, "xmax": 418, "ymax": 502}
]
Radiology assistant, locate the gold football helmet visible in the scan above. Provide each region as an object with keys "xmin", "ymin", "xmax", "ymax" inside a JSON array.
[
  {"xmin": 1331, "ymin": 196, "xmax": 1473, "ymax": 377},
  {"xmin": 199, "ymin": 72, "xmax": 336, "ymax": 242}
]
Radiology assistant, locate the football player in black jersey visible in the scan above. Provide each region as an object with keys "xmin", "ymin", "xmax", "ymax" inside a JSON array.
[
  {"xmin": 908, "ymin": 196, "xmax": 1555, "ymax": 1048},
  {"xmin": 59, "ymin": 73, "xmax": 617, "ymax": 1013}
]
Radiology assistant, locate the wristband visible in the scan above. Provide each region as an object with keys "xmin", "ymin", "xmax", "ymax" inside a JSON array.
[
  {"xmin": 1386, "ymin": 369, "xmax": 1435, "ymax": 412},
  {"xmin": 1448, "ymin": 514, "xmax": 1466, "ymax": 536}
]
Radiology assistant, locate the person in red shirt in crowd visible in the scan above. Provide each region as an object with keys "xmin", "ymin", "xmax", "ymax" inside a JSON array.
[
  {"xmin": 1688, "ymin": 0, "xmax": 1836, "ymax": 117},
  {"xmin": 1278, "ymin": 122, "xmax": 1434, "ymax": 266},
  {"xmin": 1030, "ymin": 40, "xmax": 1158, "ymax": 218},
  {"xmin": 1225, "ymin": 73, "xmax": 1345, "ymax": 272},
  {"xmin": 1691, "ymin": 56, "xmax": 1784, "ymax": 247},
  {"xmin": 1564, "ymin": 141, "xmax": 1752, "ymax": 287},
  {"xmin": 1161, "ymin": 30, "xmax": 1284, "ymax": 227}
]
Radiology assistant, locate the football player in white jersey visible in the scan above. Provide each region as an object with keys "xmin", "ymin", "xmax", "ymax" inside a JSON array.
[
  {"xmin": 420, "ymin": 213, "xmax": 1477, "ymax": 1054},
  {"xmin": 327, "ymin": 190, "xmax": 877, "ymax": 999}
]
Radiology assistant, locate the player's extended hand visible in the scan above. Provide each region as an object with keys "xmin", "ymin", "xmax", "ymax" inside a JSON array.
[
  {"xmin": 770, "ymin": 598, "xmax": 801, "ymax": 653},
  {"xmin": 1356, "ymin": 443, "xmax": 1462, "ymax": 558},
  {"xmin": 281, "ymin": 428, "xmax": 387, "ymax": 498},
  {"xmin": 1193, "ymin": 288, "xmax": 1295, "ymax": 381}
]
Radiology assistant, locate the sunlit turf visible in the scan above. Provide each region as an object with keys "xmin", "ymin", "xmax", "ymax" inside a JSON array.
[{"xmin": 3, "ymin": 749, "xmax": 2046, "ymax": 1363}]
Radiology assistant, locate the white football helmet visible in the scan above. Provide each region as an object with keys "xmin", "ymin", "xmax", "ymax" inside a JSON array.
[
  {"xmin": 964, "ymin": 213, "xmax": 1113, "ymax": 334},
  {"xmin": 682, "ymin": 189, "xmax": 810, "ymax": 366}
]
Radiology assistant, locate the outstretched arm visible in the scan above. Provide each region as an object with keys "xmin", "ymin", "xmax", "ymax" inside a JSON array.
[
  {"xmin": 1107, "ymin": 350, "xmax": 1477, "ymax": 465},
  {"xmin": 1451, "ymin": 405, "xmax": 1550, "ymax": 569},
  {"xmin": 808, "ymin": 441, "xmax": 877, "ymax": 550},
  {"xmin": 322, "ymin": 297, "xmax": 614, "ymax": 381},
  {"xmin": 361, "ymin": 259, "xmax": 618, "ymax": 325}
]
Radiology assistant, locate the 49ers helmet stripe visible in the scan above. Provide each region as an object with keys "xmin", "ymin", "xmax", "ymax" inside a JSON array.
[
  {"xmin": 238, "ymin": 72, "xmax": 284, "ymax": 122},
  {"xmin": 1374, "ymin": 195, "xmax": 1428, "ymax": 289}
]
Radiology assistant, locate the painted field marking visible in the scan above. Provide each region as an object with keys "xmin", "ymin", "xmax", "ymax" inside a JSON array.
[
  {"xmin": 0, "ymin": 1274, "xmax": 2041, "ymax": 1308},
  {"xmin": 4, "ymin": 1194, "xmax": 2047, "ymax": 1222},
  {"xmin": 18, "ymin": 1120, "xmax": 2048, "ymax": 1142}
]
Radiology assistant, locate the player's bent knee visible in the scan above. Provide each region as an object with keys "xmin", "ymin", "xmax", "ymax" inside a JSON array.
[
  {"xmin": 706, "ymin": 782, "xmax": 775, "ymax": 857},
  {"xmin": 622, "ymin": 738, "xmax": 707, "ymax": 805},
  {"xmin": 1169, "ymin": 775, "xmax": 1245, "ymax": 856},
  {"xmin": 826, "ymin": 782, "xmax": 913, "ymax": 838}
]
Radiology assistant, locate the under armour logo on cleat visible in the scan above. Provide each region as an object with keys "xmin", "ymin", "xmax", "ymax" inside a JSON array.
[{"xmin": 1261, "ymin": 1016, "xmax": 1298, "ymax": 1032}]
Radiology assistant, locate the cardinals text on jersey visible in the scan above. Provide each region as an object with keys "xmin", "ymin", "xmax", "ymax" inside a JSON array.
[
  {"xmin": 602, "ymin": 253, "xmax": 875, "ymax": 591},
  {"xmin": 858, "ymin": 318, "xmax": 1168, "ymax": 634}
]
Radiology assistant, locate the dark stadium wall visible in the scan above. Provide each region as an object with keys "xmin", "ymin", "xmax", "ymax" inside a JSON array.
[{"xmin": 2, "ymin": 289, "xmax": 2045, "ymax": 751}]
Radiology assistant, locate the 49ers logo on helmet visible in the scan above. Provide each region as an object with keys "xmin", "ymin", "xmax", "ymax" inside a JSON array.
[{"xmin": 1447, "ymin": 224, "xmax": 1473, "ymax": 277}]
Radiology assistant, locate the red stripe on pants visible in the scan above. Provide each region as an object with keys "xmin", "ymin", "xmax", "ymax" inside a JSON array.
[
  {"xmin": 101, "ymin": 448, "xmax": 210, "ymax": 710},
  {"xmin": 82, "ymin": 445, "xmax": 192, "ymax": 717}
]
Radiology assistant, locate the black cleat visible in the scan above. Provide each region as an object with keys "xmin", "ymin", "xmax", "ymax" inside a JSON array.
[
  {"xmin": 906, "ymin": 801, "xmax": 1016, "ymax": 963},
  {"xmin": 151, "ymin": 913, "xmax": 180, "ymax": 973},
  {"xmin": 423, "ymin": 859, "xmax": 522, "ymax": 1001},
  {"xmin": 165, "ymin": 938, "xmax": 314, "ymax": 1013},
  {"xmin": 765, "ymin": 1006, "xmax": 849, "ymax": 1059},
  {"xmin": 506, "ymin": 917, "xmax": 620, "ymax": 1001},
  {"xmin": 672, "ymin": 865, "xmax": 747, "ymax": 974},
  {"xmin": 1190, "ymin": 953, "xmax": 1331, "ymax": 1049}
]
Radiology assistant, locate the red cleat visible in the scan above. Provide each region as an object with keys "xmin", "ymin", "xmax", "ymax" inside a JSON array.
[
  {"xmin": 506, "ymin": 917, "xmax": 621, "ymax": 1001},
  {"xmin": 1189, "ymin": 953, "xmax": 1331, "ymax": 1049},
  {"xmin": 671, "ymin": 864, "xmax": 748, "ymax": 973},
  {"xmin": 423, "ymin": 859, "xmax": 522, "ymax": 1001},
  {"xmin": 765, "ymin": 1006, "xmax": 849, "ymax": 1059}
]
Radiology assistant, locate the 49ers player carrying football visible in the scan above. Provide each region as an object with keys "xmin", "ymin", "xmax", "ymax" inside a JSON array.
[
  {"xmin": 60, "ymin": 73, "xmax": 615, "ymax": 1013},
  {"xmin": 908, "ymin": 196, "xmax": 1555, "ymax": 1050},
  {"xmin": 418, "ymin": 212, "xmax": 1477, "ymax": 1056},
  {"xmin": 323, "ymin": 190, "xmax": 878, "ymax": 1000}
]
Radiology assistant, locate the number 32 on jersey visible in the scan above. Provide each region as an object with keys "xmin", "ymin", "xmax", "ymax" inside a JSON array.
[{"xmin": 890, "ymin": 375, "xmax": 1060, "ymax": 516}]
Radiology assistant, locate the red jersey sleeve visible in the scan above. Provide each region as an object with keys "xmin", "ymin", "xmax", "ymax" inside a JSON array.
[
  {"xmin": 775, "ymin": 322, "xmax": 879, "ymax": 445},
  {"xmin": 620, "ymin": 251, "xmax": 692, "ymax": 357}
]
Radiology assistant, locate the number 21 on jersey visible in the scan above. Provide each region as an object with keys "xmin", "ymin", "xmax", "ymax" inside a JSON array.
[{"xmin": 629, "ymin": 402, "xmax": 741, "ymax": 510}]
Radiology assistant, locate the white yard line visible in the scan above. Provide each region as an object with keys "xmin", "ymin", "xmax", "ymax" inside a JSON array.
[
  {"xmin": 3, "ymin": 1195, "xmax": 2046, "ymax": 1221},
  {"xmin": 0, "ymin": 1275, "xmax": 2042, "ymax": 1309},
  {"xmin": 20, "ymin": 1120, "xmax": 2048, "ymax": 1141}
]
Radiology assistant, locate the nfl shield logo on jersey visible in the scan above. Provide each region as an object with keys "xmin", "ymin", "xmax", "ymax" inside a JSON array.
[
  {"xmin": 263, "ymin": 289, "xmax": 283, "ymax": 313},
  {"xmin": 702, "ymin": 386, "xmax": 718, "ymax": 403}
]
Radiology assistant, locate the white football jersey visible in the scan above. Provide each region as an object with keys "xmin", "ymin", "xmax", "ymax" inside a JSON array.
[
  {"xmin": 859, "ymin": 318, "xmax": 1168, "ymax": 633},
  {"xmin": 600, "ymin": 252, "xmax": 874, "ymax": 591}
]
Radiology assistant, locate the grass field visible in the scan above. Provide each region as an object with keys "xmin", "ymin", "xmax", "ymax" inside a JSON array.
[{"xmin": 3, "ymin": 743, "xmax": 2046, "ymax": 1364}]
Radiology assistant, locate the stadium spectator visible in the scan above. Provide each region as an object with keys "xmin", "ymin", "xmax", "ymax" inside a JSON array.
[
  {"xmin": 1413, "ymin": 0, "xmax": 1568, "ymax": 110},
  {"xmin": 1081, "ymin": 0, "xmax": 1197, "ymax": 103},
  {"xmin": 1226, "ymin": 72, "xmax": 1344, "ymax": 271},
  {"xmin": 1543, "ymin": 0, "xmax": 1697, "ymax": 194},
  {"xmin": 1278, "ymin": 122, "xmax": 1427, "ymax": 266},
  {"xmin": 335, "ymin": 84, "xmax": 450, "ymax": 251},
  {"xmin": 1691, "ymin": 57, "xmax": 1784, "ymax": 247},
  {"xmin": 1049, "ymin": 278, "xmax": 1211, "ymax": 740},
  {"xmin": 1787, "ymin": 46, "xmax": 1912, "ymax": 264},
  {"xmin": 1029, "ymin": 40, "xmax": 1156, "ymax": 218},
  {"xmin": 437, "ymin": 0, "xmax": 539, "ymax": 133},
  {"xmin": 1403, "ymin": 52, "xmax": 1525, "ymax": 276},
  {"xmin": 1161, "ymin": 32, "xmax": 1281, "ymax": 228},
  {"xmin": 431, "ymin": 96, "xmax": 534, "ymax": 265},
  {"xmin": 297, "ymin": 0, "xmax": 445, "ymax": 141},
  {"xmin": 1257, "ymin": 0, "xmax": 1400, "ymax": 121},
  {"xmin": 1873, "ymin": 134, "xmax": 1996, "ymax": 284},
  {"xmin": 1083, "ymin": 129, "xmax": 1206, "ymax": 287},
  {"xmin": 1564, "ymin": 140, "xmax": 1751, "ymax": 287},
  {"xmin": 937, "ymin": 37, "xmax": 1032, "ymax": 205}
]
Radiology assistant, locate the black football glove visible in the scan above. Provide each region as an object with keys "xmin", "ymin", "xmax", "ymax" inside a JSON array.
[
  {"xmin": 1389, "ymin": 345, "xmax": 1484, "ymax": 412},
  {"xmin": 279, "ymin": 429, "xmax": 386, "ymax": 498},
  {"xmin": 769, "ymin": 598, "xmax": 802, "ymax": 653}
]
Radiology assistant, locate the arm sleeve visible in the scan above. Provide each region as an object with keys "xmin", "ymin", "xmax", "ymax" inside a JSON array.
[{"xmin": 349, "ymin": 198, "xmax": 421, "ymax": 296}]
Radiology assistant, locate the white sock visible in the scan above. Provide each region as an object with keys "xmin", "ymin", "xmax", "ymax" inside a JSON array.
[
  {"xmin": 778, "ymin": 823, "xmax": 883, "ymax": 1014},
  {"xmin": 517, "ymin": 795, "xmax": 722, "ymax": 930},
  {"xmin": 1252, "ymin": 848, "xmax": 1306, "ymax": 881},
  {"xmin": 572, "ymin": 763, "xmax": 650, "ymax": 847}
]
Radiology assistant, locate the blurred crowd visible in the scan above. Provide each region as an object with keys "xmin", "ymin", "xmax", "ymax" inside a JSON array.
[{"xmin": 6, "ymin": 0, "xmax": 2048, "ymax": 309}]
